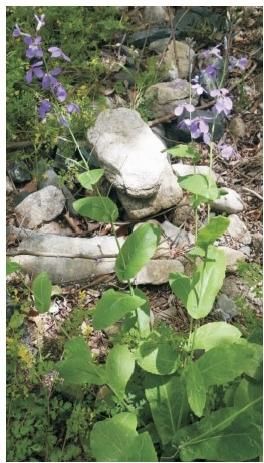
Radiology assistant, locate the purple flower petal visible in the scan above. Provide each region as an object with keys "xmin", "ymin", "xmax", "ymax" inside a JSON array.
[
  {"xmin": 25, "ymin": 69, "xmax": 33, "ymax": 84},
  {"xmin": 59, "ymin": 116, "xmax": 70, "ymax": 127},
  {"xmin": 48, "ymin": 46, "xmax": 71, "ymax": 62},
  {"xmin": 33, "ymin": 67, "xmax": 44, "ymax": 79},
  {"xmin": 55, "ymin": 84, "xmax": 67, "ymax": 102},
  {"xmin": 23, "ymin": 35, "xmax": 32, "ymax": 46},
  {"xmin": 13, "ymin": 24, "xmax": 21, "ymax": 38},
  {"xmin": 174, "ymin": 105, "xmax": 184, "ymax": 116},
  {"xmin": 67, "ymin": 103, "xmax": 80, "ymax": 114},
  {"xmin": 38, "ymin": 100, "xmax": 52, "ymax": 119},
  {"xmin": 51, "ymin": 67, "xmax": 62, "ymax": 76}
]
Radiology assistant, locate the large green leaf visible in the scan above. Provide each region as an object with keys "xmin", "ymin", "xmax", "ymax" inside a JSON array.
[
  {"xmin": 77, "ymin": 169, "xmax": 104, "ymax": 190},
  {"xmin": 6, "ymin": 260, "xmax": 22, "ymax": 275},
  {"xmin": 234, "ymin": 379, "xmax": 262, "ymax": 408},
  {"xmin": 187, "ymin": 321, "xmax": 242, "ymax": 352},
  {"xmin": 106, "ymin": 345, "xmax": 135, "ymax": 399},
  {"xmin": 32, "ymin": 271, "xmax": 52, "ymax": 313},
  {"xmin": 196, "ymin": 343, "xmax": 256, "ymax": 387},
  {"xmin": 184, "ymin": 362, "xmax": 206, "ymax": 417},
  {"xmin": 167, "ymin": 144, "xmax": 200, "ymax": 161},
  {"xmin": 187, "ymin": 246, "xmax": 226, "ymax": 319},
  {"xmin": 115, "ymin": 223, "xmax": 161, "ymax": 281},
  {"xmin": 145, "ymin": 375, "xmax": 189, "ymax": 445},
  {"xmin": 134, "ymin": 288, "xmax": 151, "ymax": 338},
  {"xmin": 236, "ymin": 339, "xmax": 263, "ymax": 380},
  {"xmin": 178, "ymin": 174, "xmax": 219, "ymax": 201},
  {"xmin": 73, "ymin": 196, "xmax": 118, "ymax": 222},
  {"xmin": 197, "ymin": 216, "xmax": 230, "ymax": 248},
  {"xmin": 56, "ymin": 337, "xmax": 105, "ymax": 385},
  {"xmin": 137, "ymin": 339, "xmax": 180, "ymax": 375},
  {"xmin": 90, "ymin": 412, "xmax": 157, "ymax": 462},
  {"xmin": 93, "ymin": 289, "xmax": 145, "ymax": 330},
  {"xmin": 170, "ymin": 247, "xmax": 226, "ymax": 319},
  {"xmin": 173, "ymin": 396, "xmax": 262, "ymax": 461}
]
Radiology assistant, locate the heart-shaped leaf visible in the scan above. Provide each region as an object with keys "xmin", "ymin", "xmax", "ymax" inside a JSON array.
[
  {"xmin": 73, "ymin": 196, "xmax": 118, "ymax": 223},
  {"xmin": 77, "ymin": 169, "xmax": 104, "ymax": 190},
  {"xmin": 178, "ymin": 174, "xmax": 219, "ymax": 202}
]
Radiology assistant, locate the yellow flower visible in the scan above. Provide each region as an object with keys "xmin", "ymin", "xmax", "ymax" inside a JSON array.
[{"xmin": 81, "ymin": 321, "xmax": 93, "ymax": 337}]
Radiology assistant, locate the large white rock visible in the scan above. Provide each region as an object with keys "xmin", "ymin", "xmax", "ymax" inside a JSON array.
[
  {"xmin": 219, "ymin": 246, "xmax": 245, "ymax": 271},
  {"xmin": 226, "ymin": 214, "xmax": 252, "ymax": 245},
  {"xmin": 212, "ymin": 188, "xmax": 244, "ymax": 214},
  {"xmin": 87, "ymin": 108, "xmax": 168, "ymax": 198},
  {"xmin": 15, "ymin": 186, "xmax": 65, "ymax": 229},
  {"xmin": 134, "ymin": 259, "xmax": 184, "ymax": 285}
]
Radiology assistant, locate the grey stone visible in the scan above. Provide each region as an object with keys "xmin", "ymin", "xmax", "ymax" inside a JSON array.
[
  {"xmin": 128, "ymin": 27, "xmax": 171, "ymax": 48},
  {"xmin": 226, "ymin": 214, "xmax": 251, "ymax": 245},
  {"xmin": 8, "ymin": 161, "xmax": 32, "ymax": 184},
  {"xmin": 229, "ymin": 116, "xmax": 246, "ymax": 138},
  {"xmin": 161, "ymin": 220, "xmax": 194, "ymax": 247},
  {"xmin": 134, "ymin": 259, "xmax": 184, "ymax": 285},
  {"xmin": 37, "ymin": 222, "xmax": 73, "ymax": 236},
  {"xmin": 219, "ymin": 246, "xmax": 246, "ymax": 272},
  {"xmin": 145, "ymin": 79, "xmax": 198, "ymax": 118},
  {"xmin": 171, "ymin": 198, "xmax": 194, "ymax": 226},
  {"xmin": 222, "ymin": 276, "xmax": 241, "ymax": 299},
  {"xmin": 39, "ymin": 168, "xmax": 77, "ymax": 217},
  {"xmin": 15, "ymin": 186, "xmax": 66, "ymax": 229},
  {"xmin": 117, "ymin": 164, "xmax": 182, "ymax": 219},
  {"xmin": 162, "ymin": 41, "xmax": 195, "ymax": 80},
  {"xmin": 212, "ymin": 188, "xmax": 244, "ymax": 214},
  {"xmin": 87, "ymin": 108, "xmax": 169, "ymax": 199},
  {"xmin": 252, "ymin": 233, "xmax": 263, "ymax": 253},
  {"xmin": 215, "ymin": 293, "xmax": 239, "ymax": 321},
  {"xmin": 143, "ymin": 6, "xmax": 169, "ymax": 24},
  {"xmin": 172, "ymin": 163, "xmax": 218, "ymax": 181},
  {"xmin": 6, "ymin": 176, "xmax": 14, "ymax": 194},
  {"xmin": 240, "ymin": 245, "xmax": 251, "ymax": 257},
  {"xmin": 149, "ymin": 37, "xmax": 170, "ymax": 53}
]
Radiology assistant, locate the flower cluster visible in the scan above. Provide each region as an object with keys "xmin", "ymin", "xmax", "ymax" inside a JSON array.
[
  {"xmin": 218, "ymin": 143, "xmax": 240, "ymax": 161},
  {"xmin": 229, "ymin": 56, "xmax": 248, "ymax": 71},
  {"xmin": 13, "ymin": 14, "xmax": 79, "ymax": 124}
]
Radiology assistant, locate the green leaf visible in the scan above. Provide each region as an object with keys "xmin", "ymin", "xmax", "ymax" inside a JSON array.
[
  {"xmin": 187, "ymin": 246, "xmax": 226, "ymax": 319},
  {"xmin": 234, "ymin": 379, "xmax": 262, "ymax": 408},
  {"xmin": 134, "ymin": 288, "xmax": 151, "ymax": 338},
  {"xmin": 106, "ymin": 345, "xmax": 135, "ymax": 399},
  {"xmin": 167, "ymin": 144, "xmax": 200, "ymax": 161},
  {"xmin": 196, "ymin": 343, "xmax": 256, "ymax": 387},
  {"xmin": 56, "ymin": 337, "xmax": 105, "ymax": 386},
  {"xmin": 188, "ymin": 322, "xmax": 242, "ymax": 352},
  {"xmin": 137, "ymin": 339, "xmax": 180, "ymax": 375},
  {"xmin": 174, "ymin": 397, "xmax": 262, "ymax": 462},
  {"xmin": 236, "ymin": 339, "xmax": 262, "ymax": 380},
  {"xmin": 32, "ymin": 271, "xmax": 52, "ymax": 313},
  {"xmin": 90, "ymin": 412, "xmax": 157, "ymax": 462},
  {"xmin": 77, "ymin": 169, "xmax": 104, "ymax": 190},
  {"xmin": 197, "ymin": 216, "xmax": 230, "ymax": 248},
  {"xmin": 145, "ymin": 375, "xmax": 189, "ymax": 445},
  {"xmin": 73, "ymin": 196, "xmax": 118, "ymax": 223},
  {"xmin": 178, "ymin": 174, "xmax": 219, "ymax": 202},
  {"xmin": 6, "ymin": 260, "xmax": 22, "ymax": 275},
  {"xmin": 184, "ymin": 362, "xmax": 206, "ymax": 417},
  {"xmin": 170, "ymin": 247, "xmax": 226, "ymax": 319},
  {"xmin": 115, "ymin": 223, "xmax": 161, "ymax": 281},
  {"xmin": 8, "ymin": 310, "xmax": 25, "ymax": 329},
  {"xmin": 93, "ymin": 289, "xmax": 145, "ymax": 330}
]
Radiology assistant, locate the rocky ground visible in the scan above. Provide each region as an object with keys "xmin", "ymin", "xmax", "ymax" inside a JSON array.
[{"xmin": 7, "ymin": 6, "xmax": 262, "ymax": 351}]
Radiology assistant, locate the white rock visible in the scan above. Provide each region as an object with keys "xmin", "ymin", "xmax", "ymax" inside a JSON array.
[
  {"xmin": 226, "ymin": 214, "xmax": 251, "ymax": 245},
  {"xmin": 143, "ymin": 6, "xmax": 169, "ymax": 23},
  {"xmin": 87, "ymin": 108, "xmax": 168, "ymax": 198},
  {"xmin": 37, "ymin": 222, "xmax": 73, "ymax": 236},
  {"xmin": 163, "ymin": 41, "xmax": 195, "ymax": 80},
  {"xmin": 212, "ymin": 188, "xmax": 244, "ymax": 214},
  {"xmin": 117, "ymin": 164, "xmax": 182, "ymax": 219},
  {"xmin": 134, "ymin": 259, "xmax": 184, "ymax": 285},
  {"xmin": 161, "ymin": 220, "xmax": 194, "ymax": 247},
  {"xmin": 15, "ymin": 186, "xmax": 65, "ymax": 229},
  {"xmin": 145, "ymin": 79, "xmax": 198, "ymax": 118},
  {"xmin": 219, "ymin": 246, "xmax": 245, "ymax": 272},
  {"xmin": 6, "ymin": 176, "xmax": 14, "ymax": 194},
  {"xmin": 172, "ymin": 163, "xmax": 218, "ymax": 181}
]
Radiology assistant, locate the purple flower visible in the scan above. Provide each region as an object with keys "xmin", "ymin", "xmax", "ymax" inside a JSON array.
[
  {"xmin": 25, "ymin": 36, "xmax": 43, "ymax": 59},
  {"xmin": 59, "ymin": 115, "xmax": 70, "ymax": 127},
  {"xmin": 201, "ymin": 45, "xmax": 222, "ymax": 59},
  {"xmin": 211, "ymin": 88, "xmax": 232, "ymax": 116},
  {"xmin": 34, "ymin": 14, "xmax": 45, "ymax": 31},
  {"xmin": 229, "ymin": 56, "xmax": 248, "ymax": 71},
  {"xmin": 202, "ymin": 64, "xmax": 218, "ymax": 79},
  {"xmin": 175, "ymin": 103, "xmax": 195, "ymax": 116},
  {"xmin": 192, "ymin": 83, "xmax": 205, "ymax": 96},
  {"xmin": 48, "ymin": 47, "xmax": 71, "ymax": 62},
  {"xmin": 13, "ymin": 24, "xmax": 22, "ymax": 38},
  {"xmin": 218, "ymin": 143, "xmax": 240, "ymax": 161},
  {"xmin": 179, "ymin": 116, "xmax": 210, "ymax": 143},
  {"xmin": 54, "ymin": 84, "xmax": 67, "ymax": 102},
  {"xmin": 25, "ymin": 61, "xmax": 44, "ymax": 84},
  {"xmin": 38, "ymin": 100, "xmax": 52, "ymax": 119},
  {"xmin": 67, "ymin": 103, "xmax": 80, "ymax": 114},
  {"xmin": 41, "ymin": 68, "xmax": 61, "ymax": 90}
]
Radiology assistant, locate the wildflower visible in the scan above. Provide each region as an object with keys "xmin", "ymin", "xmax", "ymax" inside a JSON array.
[
  {"xmin": 54, "ymin": 84, "xmax": 67, "ymax": 102},
  {"xmin": 42, "ymin": 68, "xmax": 61, "ymax": 90},
  {"xmin": 210, "ymin": 88, "xmax": 233, "ymax": 116},
  {"xmin": 179, "ymin": 116, "xmax": 210, "ymax": 144},
  {"xmin": 192, "ymin": 83, "xmax": 205, "ymax": 96},
  {"xmin": 174, "ymin": 103, "xmax": 195, "ymax": 116},
  {"xmin": 218, "ymin": 143, "xmax": 240, "ymax": 160},
  {"xmin": 48, "ymin": 46, "xmax": 71, "ymax": 62},
  {"xmin": 202, "ymin": 64, "xmax": 218, "ymax": 79},
  {"xmin": 18, "ymin": 344, "xmax": 35, "ymax": 368},
  {"xmin": 229, "ymin": 56, "xmax": 248, "ymax": 71},
  {"xmin": 12, "ymin": 24, "xmax": 22, "ymax": 37},
  {"xmin": 25, "ymin": 61, "xmax": 44, "ymax": 84},
  {"xmin": 25, "ymin": 36, "xmax": 43, "ymax": 59},
  {"xmin": 59, "ymin": 115, "xmax": 70, "ymax": 127},
  {"xmin": 67, "ymin": 102, "xmax": 80, "ymax": 114},
  {"xmin": 38, "ymin": 99, "xmax": 52, "ymax": 119},
  {"xmin": 81, "ymin": 320, "xmax": 93, "ymax": 337},
  {"xmin": 201, "ymin": 44, "xmax": 222, "ymax": 59},
  {"xmin": 34, "ymin": 13, "xmax": 45, "ymax": 31}
]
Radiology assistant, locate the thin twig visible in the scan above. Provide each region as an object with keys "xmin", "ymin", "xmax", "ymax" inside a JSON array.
[{"xmin": 242, "ymin": 187, "xmax": 263, "ymax": 201}]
